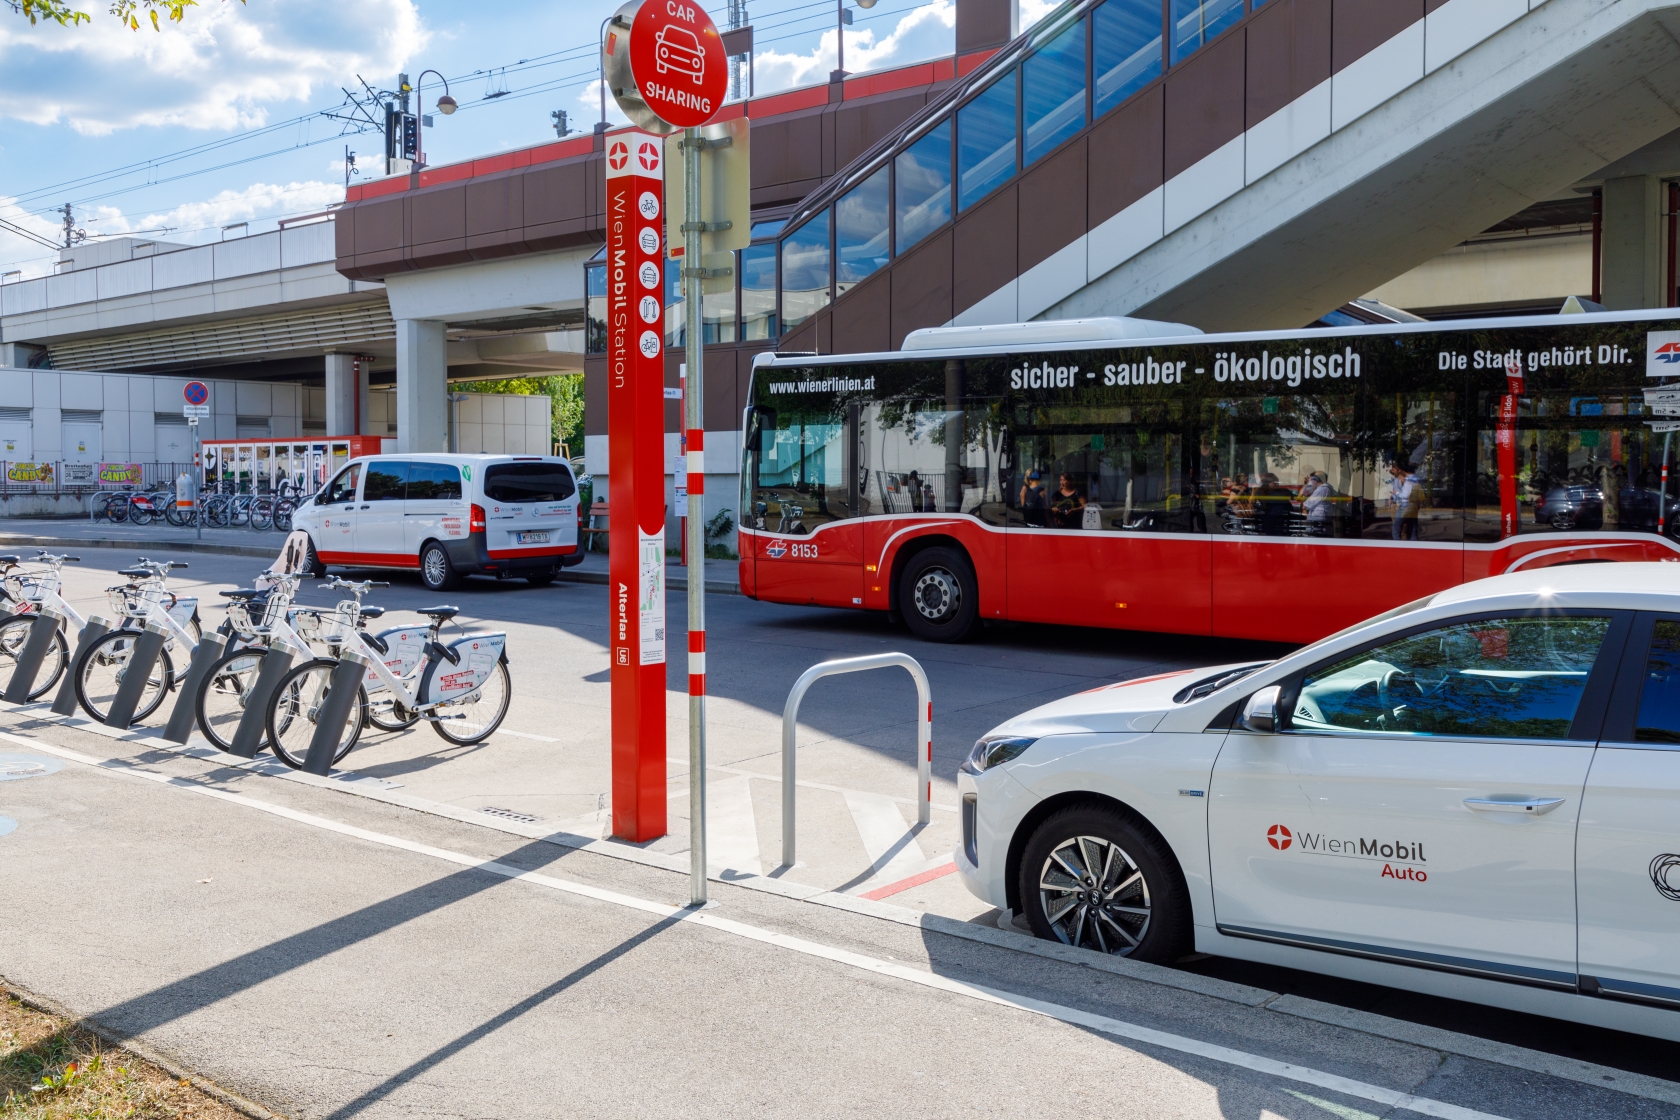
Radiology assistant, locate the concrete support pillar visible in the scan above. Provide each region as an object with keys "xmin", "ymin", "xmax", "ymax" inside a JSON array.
[
  {"xmin": 0, "ymin": 342, "xmax": 42, "ymax": 368},
  {"xmin": 356, "ymin": 359, "xmax": 371, "ymax": 435},
  {"xmin": 1601, "ymin": 175, "xmax": 1664, "ymax": 310},
  {"xmin": 396, "ymin": 319, "xmax": 448, "ymax": 453},
  {"xmin": 324, "ymin": 353, "xmax": 356, "ymax": 437}
]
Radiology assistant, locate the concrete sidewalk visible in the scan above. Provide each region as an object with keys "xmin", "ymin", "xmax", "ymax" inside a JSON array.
[{"xmin": 4, "ymin": 714, "xmax": 1674, "ymax": 1120}]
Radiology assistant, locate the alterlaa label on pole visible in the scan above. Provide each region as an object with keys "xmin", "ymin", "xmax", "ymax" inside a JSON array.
[{"xmin": 604, "ymin": 0, "xmax": 728, "ymax": 132}]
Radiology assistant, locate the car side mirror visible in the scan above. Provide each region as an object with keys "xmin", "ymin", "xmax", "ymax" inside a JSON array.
[{"xmin": 1240, "ymin": 685, "xmax": 1282, "ymax": 734}]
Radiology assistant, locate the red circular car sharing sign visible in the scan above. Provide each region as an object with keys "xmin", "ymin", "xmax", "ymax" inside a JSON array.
[{"xmin": 629, "ymin": 1, "xmax": 727, "ymax": 128}]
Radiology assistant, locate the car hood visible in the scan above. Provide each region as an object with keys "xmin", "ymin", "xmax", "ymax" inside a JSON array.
[{"xmin": 983, "ymin": 666, "xmax": 1227, "ymax": 737}]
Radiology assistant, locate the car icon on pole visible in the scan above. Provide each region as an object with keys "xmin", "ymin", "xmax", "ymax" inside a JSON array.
[{"xmin": 656, "ymin": 25, "xmax": 705, "ymax": 84}]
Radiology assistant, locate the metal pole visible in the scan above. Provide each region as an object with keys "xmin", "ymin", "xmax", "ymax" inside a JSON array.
[
  {"xmin": 194, "ymin": 422, "xmax": 202, "ymax": 540},
  {"xmin": 836, "ymin": 0, "xmax": 844, "ymax": 76},
  {"xmin": 683, "ymin": 127, "xmax": 709, "ymax": 906},
  {"xmin": 780, "ymin": 652, "xmax": 931, "ymax": 868}
]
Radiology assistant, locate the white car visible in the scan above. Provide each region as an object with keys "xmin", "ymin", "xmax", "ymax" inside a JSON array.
[
  {"xmin": 293, "ymin": 454, "xmax": 582, "ymax": 591},
  {"xmin": 957, "ymin": 563, "xmax": 1680, "ymax": 1041}
]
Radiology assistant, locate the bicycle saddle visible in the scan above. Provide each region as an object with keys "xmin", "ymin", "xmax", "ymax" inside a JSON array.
[
  {"xmin": 0, "ymin": 555, "xmax": 18, "ymax": 566},
  {"xmin": 218, "ymin": 588, "xmax": 266, "ymax": 601},
  {"xmin": 359, "ymin": 605, "xmax": 386, "ymax": 620},
  {"xmin": 419, "ymin": 605, "xmax": 459, "ymax": 621},
  {"xmin": 116, "ymin": 567, "xmax": 152, "ymax": 579}
]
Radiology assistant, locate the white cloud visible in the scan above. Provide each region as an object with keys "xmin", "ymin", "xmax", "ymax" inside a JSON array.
[
  {"xmin": 1019, "ymin": 0, "xmax": 1060, "ymax": 32},
  {"xmin": 0, "ymin": 179, "xmax": 344, "ymax": 277},
  {"xmin": 0, "ymin": 0, "xmax": 426, "ymax": 135},
  {"xmin": 751, "ymin": 0, "xmax": 956, "ymax": 96}
]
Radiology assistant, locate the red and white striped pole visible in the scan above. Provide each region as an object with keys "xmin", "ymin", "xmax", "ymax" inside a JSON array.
[{"xmin": 680, "ymin": 127, "xmax": 710, "ymax": 905}]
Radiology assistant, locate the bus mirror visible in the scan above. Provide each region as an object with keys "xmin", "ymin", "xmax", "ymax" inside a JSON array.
[{"xmin": 1240, "ymin": 685, "xmax": 1281, "ymax": 734}]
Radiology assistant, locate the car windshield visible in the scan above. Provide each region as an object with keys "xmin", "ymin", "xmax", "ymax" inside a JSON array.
[
  {"xmin": 1286, "ymin": 593, "xmax": 1441, "ymax": 662},
  {"xmin": 482, "ymin": 462, "xmax": 575, "ymax": 503}
]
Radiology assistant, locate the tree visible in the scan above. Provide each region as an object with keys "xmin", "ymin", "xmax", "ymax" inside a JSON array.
[
  {"xmin": 7, "ymin": 0, "xmax": 244, "ymax": 30},
  {"xmin": 458, "ymin": 374, "xmax": 586, "ymax": 457}
]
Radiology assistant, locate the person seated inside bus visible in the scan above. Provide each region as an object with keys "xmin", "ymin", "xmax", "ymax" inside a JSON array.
[
  {"xmin": 1389, "ymin": 460, "xmax": 1421, "ymax": 540},
  {"xmin": 1255, "ymin": 473, "xmax": 1293, "ymax": 537},
  {"xmin": 1020, "ymin": 471, "xmax": 1049, "ymax": 527},
  {"xmin": 1300, "ymin": 471, "xmax": 1333, "ymax": 536},
  {"xmin": 1049, "ymin": 473, "xmax": 1086, "ymax": 529},
  {"xmin": 1218, "ymin": 474, "xmax": 1254, "ymax": 533}
]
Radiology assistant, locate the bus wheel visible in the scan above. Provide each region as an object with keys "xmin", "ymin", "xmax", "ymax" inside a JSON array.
[{"xmin": 899, "ymin": 547, "xmax": 978, "ymax": 642}]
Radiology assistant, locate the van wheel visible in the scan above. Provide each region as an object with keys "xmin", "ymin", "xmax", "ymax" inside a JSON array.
[
  {"xmin": 898, "ymin": 546, "xmax": 978, "ymax": 642},
  {"xmin": 304, "ymin": 537, "xmax": 327, "ymax": 579},
  {"xmin": 1019, "ymin": 804, "xmax": 1190, "ymax": 963},
  {"xmin": 526, "ymin": 567, "xmax": 557, "ymax": 587},
  {"xmin": 421, "ymin": 542, "xmax": 461, "ymax": 591}
]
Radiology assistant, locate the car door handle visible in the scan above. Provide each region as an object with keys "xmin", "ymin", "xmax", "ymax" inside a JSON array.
[{"xmin": 1463, "ymin": 797, "xmax": 1566, "ymax": 815}]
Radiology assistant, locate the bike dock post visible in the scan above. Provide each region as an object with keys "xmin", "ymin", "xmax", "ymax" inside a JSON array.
[
  {"xmin": 228, "ymin": 647, "xmax": 295, "ymax": 758},
  {"xmin": 104, "ymin": 620, "xmax": 169, "ymax": 730},
  {"xmin": 301, "ymin": 650, "xmax": 372, "ymax": 776},
  {"xmin": 52, "ymin": 615, "xmax": 111, "ymax": 716},
  {"xmin": 2, "ymin": 606, "xmax": 66, "ymax": 704},
  {"xmin": 780, "ymin": 652, "xmax": 931, "ymax": 869},
  {"xmin": 162, "ymin": 628, "xmax": 229, "ymax": 744}
]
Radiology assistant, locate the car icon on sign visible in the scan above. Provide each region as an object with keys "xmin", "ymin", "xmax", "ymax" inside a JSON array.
[{"xmin": 656, "ymin": 25, "xmax": 705, "ymax": 84}]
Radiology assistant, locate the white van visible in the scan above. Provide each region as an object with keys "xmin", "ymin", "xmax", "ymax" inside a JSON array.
[{"xmin": 293, "ymin": 454, "xmax": 582, "ymax": 591}]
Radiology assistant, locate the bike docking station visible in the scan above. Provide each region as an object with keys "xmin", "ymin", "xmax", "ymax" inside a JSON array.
[{"xmin": 603, "ymin": 0, "xmax": 746, "ymax": 905}]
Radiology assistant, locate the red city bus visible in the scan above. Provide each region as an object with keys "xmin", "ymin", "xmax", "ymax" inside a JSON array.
[{"xmin": 737, "ymin": 311, "xmax": 1680, "ymax": 644}]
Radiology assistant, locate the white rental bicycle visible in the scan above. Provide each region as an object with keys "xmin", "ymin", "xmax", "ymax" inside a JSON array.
[
  {"xmin": 75, "ymin": 559, "xmax": 202, "ymax": 724},
  {"xmin": 0, "ymin": 552, "xmax": 85, "ymax": 701},
  {"xmin": 264, "ymin": 579, "xmax": 512, "ymax": 770},
  {"xmin": 193, "ymin": 570, "xmax": 318, "ymax": 752}
]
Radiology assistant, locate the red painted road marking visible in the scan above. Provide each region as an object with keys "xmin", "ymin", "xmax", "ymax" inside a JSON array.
[{"xmin": 859, "ymin": 859, "xmax": 957, "ymax": 901}]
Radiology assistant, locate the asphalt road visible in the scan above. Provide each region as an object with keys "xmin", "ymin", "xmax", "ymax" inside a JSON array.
[{"xmin": 0, "ymin": 543, "xmax": 1677, "ymax": 1118}]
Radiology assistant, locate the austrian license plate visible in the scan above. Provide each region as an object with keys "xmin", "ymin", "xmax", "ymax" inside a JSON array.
[{"xmin": 516, "ymin": 530, "xmax": 551, "ymax": 545}]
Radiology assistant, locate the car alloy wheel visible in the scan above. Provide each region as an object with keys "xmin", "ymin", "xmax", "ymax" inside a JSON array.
[
  {"xmin": 423, "ymin": 548, "xmax": 448, "ymax": 587},
  {"xmin": 1038, "ymin": 834, "xmax": 1152, "ymax": 956}
]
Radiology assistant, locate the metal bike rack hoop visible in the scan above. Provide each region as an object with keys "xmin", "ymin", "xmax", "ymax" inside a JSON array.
[{"xmin": 781, "ymin": 652, "xmax": 931, "ymax": 869}]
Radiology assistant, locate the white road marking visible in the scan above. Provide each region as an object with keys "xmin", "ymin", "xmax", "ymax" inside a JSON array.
[
  {"xmin": 843, "ymin": 789, "xmax": 928, "ymax": 887},
  {"xmin": 6, "ymin": 730, "xmax": 1514, "ymax": 1120},
  {"xmin": 706, "ymin": 774, "xmax": 762, "ymax": 877},
  {"xmin": 499, "ymin": 729, "xmax": 560, "ymax": 742}
]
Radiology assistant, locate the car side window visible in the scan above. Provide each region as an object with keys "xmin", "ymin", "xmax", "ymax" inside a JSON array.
[
  {"xmin": 407, "ymin": 462, "xmax": 462, "ymax": 501},
  {"xmin": 324, "ymin": 464, "xmax": 361, "ymax": 505},
  {"xmin": 1289, "ymin": 615, "xmax": 1611, "ymax": 740},
  {"xmin": 1634, "ymin": 620, "xmax": 1680, "ymax": 743},
  {"xmin": 363, "ymin": 461, "xmax": 409, "ymax": 501}
]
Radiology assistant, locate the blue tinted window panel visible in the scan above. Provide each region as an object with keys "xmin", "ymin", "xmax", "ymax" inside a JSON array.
[
  {"xmin": 1094, "ymin": 0, "xmax": 1164, "ymax": 116},
  {"xmin": 780, "ymin": 211, "xmax": 832, "ymax": 331},
  {"xmin": 958, "ymin": 73, "xmax": 1018, "ymax": 211},
  {"xmin": 1024, "ymin": 20, "xmax": 1086, "ymax": 165},
  {"xmin": 741, "ymin": 242, "xmax": 778, "ymax": 341},
  {"xmin": 1170, "ymin": 0, "xmax": 1243, "ymax": 64},
  {"xmin": 835, "ymin": 166, "xmax": 891, "ymax": 289},
  {"xmin": 895, "ymin": 121, "xmax": 953, "ymax": 253}
]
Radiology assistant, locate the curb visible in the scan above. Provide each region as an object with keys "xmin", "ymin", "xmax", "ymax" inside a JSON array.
[
  {"xmin": 0, "ymin": 533, "xmax": 280, "ymax": 559},
  {"xmin": 0, "ymin": 976, "xmax": 285, "ymax": 1120}
]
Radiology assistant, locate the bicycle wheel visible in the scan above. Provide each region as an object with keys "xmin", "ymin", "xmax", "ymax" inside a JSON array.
[
  {"xmin": 266, "ymin": 658, "xmax": 364, "ymax": 769},
  {"xmin": 75, "ymin": 629, "xmax": 175, "ymax": 724},
  {"xmin": 428, "ymin": 658, "xmax": 511, "ymax": 745},
  {"xmin": 0, "ymin": 615, "xmax": 68, "ymax": 702},
  {"xmin": 273, "ymin": 500, "xmax": 295, "ymax": 533},
  {"xmin": 250, "ymin": 499, "xmax": 273, "ymax": 531},
  {"xmin": 195, "ymin": 646, "xmax": 269, "ymax": 751},
  {"xmin": 130, "ymin": 502, "xmax": 153, "ymax": 526},
  {"xmin": 107, "ymin": 496, "xmax": 129, "ymax": 523},
  {"xmin": 206, "ymin": 498, "xmax": 230, "ymax": 528}
]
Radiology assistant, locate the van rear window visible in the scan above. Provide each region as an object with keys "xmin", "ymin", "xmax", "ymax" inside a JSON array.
[{"xmin": 483, "ymin": 463, "xmax": 574, "ymax": 503}]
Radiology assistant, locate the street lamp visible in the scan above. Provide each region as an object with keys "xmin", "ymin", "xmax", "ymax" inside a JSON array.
[
  {"xmin": 414, "ymin": 69, "xmax": 455, "ymax": 169},
  {"xmin": 832, "ymin": 0, "xmax": 877, "ymax": 81}
]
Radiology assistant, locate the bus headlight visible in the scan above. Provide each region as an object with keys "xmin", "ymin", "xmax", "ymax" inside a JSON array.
[{"xmin": 966, "ymin": 734, "xmax": 1035, "ymax": 772}]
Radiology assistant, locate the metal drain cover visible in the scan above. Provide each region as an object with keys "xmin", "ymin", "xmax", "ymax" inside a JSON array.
[{"xmin": 479, "ymin": 806, "xmax": 541, "ymax": 824}]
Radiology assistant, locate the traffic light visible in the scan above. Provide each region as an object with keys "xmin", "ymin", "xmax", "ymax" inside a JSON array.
[{"xmin": 385, "ymin": 107, "xmax": 418, "ymax": 173}]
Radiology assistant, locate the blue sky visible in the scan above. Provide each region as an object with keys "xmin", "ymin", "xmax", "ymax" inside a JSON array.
[{"xmin": 0, "ymin": 0, "xmax": 1051, "ymax": 280}]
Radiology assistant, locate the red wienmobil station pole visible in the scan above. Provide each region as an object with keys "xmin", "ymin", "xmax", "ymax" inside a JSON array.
[{"xmin": 605, "ymin": 129, "xmax": 668, "ymax": 842}]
